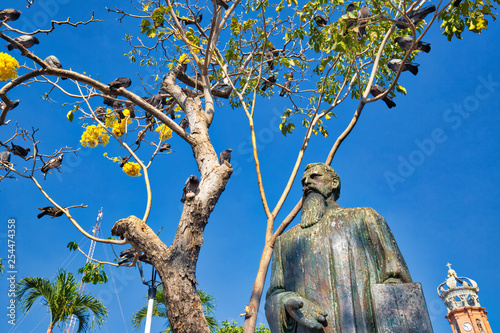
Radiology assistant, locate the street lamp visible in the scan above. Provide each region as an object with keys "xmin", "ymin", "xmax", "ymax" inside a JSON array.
[{"xmin": 137, "ymin": 260, "xmax": 162, "ymax": 333}]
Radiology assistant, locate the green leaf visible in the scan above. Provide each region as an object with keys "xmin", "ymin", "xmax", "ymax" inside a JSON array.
[
  {"xmin": 67, "ymin": 241, "xmax": 78, "ymax": 251},
  {"xmin": 66, "ymin": 110, "xmax": 74, "ymax": 122}
]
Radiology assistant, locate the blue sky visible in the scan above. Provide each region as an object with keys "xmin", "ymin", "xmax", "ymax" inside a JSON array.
[{"xmin": 1, "ymin": 0, "xmax": 500, "ymax": 332}]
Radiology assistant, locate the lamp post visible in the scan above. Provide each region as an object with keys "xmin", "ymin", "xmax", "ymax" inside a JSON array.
[{"xmin": 137, "ymin": 261, "xmax": 162, "ymax": 333}]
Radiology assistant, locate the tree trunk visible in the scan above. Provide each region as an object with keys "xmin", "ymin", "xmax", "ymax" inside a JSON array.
[
  {"xmin": 111, "ymin": 63, "xmax": 232, "ymax": 333},
  {"xmin": 46, "ymin": 325, "xmax": 53, "ymax": 333}
]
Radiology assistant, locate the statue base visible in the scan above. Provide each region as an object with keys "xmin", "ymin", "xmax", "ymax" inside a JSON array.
[{"xmin": 371, "ymin": 283, "xmax": 434, "ymax": 332}]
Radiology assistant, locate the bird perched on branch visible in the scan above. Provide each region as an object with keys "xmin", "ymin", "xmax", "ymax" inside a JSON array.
[
  {"xmin": 135, "ymin": 128, "xmax": 147, "ymax": 146},
  {"xmin": 182, "ymin": 13, "xmax": 203, "ymax": 25},
  {"xmin": 395, "ymin": 36, "xmax": 431, "ymax": 53},
  {"xmin": 37, "ymin": 206, "xmax": 65, "ymax": 219},
  {"xmin": 220, "ymin": 149, "xmax": 232, "ymax": 164},
  {"xmin": 357, "ymin": 6, "xmax": 371, "ymax": 38},
  {"xmin": 314, "ymin": 14, "xmax": 328, "ymax": 27},
  {"xmin": 159, "ymin": 143, "xmax": 171, "ymax": 152},
  {"xmin": 369, "ymin": 85, "xmax": 396, "ymax": 109},
  {"xmin": 181, "ymin": 175, "xmax": 200, "ymax": 203},
  {"xmin": 119, "ymin": 155, "xmax": 130, "ymax": 168},
  {"xmin": 0, "ymin": 150, "xmax": 11, "ymax": 170},
  {"xmin": 0, "ymin": 8, "xmax": 21, "ymax": 22},
  {"xmin": 388, "ymin": 59, "xmax": 419, "ymax": 75},
  {"xmin": 108, "ymin": 77, "xmax": 132, "ymax": 89},
  {"xmin": 112, "ymin": 101, "xmax": 124, "ymax": 120},
  {"xmin": 179, "ymin": 117, "xmax": 189, "ymax": 130},
  {"xmin": 396, "ymin": 5, "xmax": 436, "ymax": 29},
  {"xmin": 344, "ymin": 3, "xmax": 357, "ymax": 34},
  {"xmin": 280, "ymin": 72, "xmax": 293, "ymax": 97},
  {"xmin": 103, "ymin": 95, "xmax": 116, "ymax": 107},
  {"xmin": 0, "ymin": 100, "xmax": 20, "ymax": 111},
  {"xmin": 41, "ymin": 154, "xmax": 63, "ymax": 175},
  {"xmin": 118, "ymin": 247, "xmax": 136, "ymax": 266},
  {"xmin": 215, "ymin": 0, "xmax": 229, "ymax": 10},
  {"xmin": 44, "ymin": 55, "xmax": 67, "ymax": 80},
  {"xmin": 6, "ymin": 35, "xmax": 39, "ymax": 51},
  {"xmin": 261, "ymin": 76, "xmax": 276, "ymax": 91},
  {"xmin": 95, "ymin": 106, "xmax": 107, "ymax": 122},
  {"xmin": 10, "ymin": 143, "xmax": 30, "ymax": 159}
]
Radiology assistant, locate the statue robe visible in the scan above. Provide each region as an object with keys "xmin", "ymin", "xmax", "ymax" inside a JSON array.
[{"xmin": 265, "ymin": 207, "xmax": 412, "ymax": 333}]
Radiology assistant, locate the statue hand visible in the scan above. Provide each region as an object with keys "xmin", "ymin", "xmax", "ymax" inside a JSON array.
[{"xmin": 284, "ymin": 295, "xmax": 327, "ymax": 330}]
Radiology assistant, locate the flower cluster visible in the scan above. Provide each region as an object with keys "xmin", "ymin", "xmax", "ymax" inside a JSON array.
[
  {"xmin": 156, "ymin": 124, "xmax": 172, "ymax": 141},
  {"xmin": 80, "ymin": 125, "xmax": 110, "ymax": 148},
  {"xmin": 107, "ymin": 109, "xmax": 132, "ymax": 137},
  {"xmin": 122, "ymin": 162, "xmax": 141, "ymax": 177},
  {"xmin": 0, "ymin": 52, "xmax": 19, "ymax": 81}
]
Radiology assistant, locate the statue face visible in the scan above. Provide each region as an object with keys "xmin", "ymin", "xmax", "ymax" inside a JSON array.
[{"xmin": 302, "ymin": 165, "xmax": 339, "ymax": 199}]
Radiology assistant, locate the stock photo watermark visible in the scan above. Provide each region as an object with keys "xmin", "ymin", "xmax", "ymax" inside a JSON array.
[
  {"xmin": 384, "ymin": 74, "xmax": 499, "ymax": 192},
  {"xmin": 6, "ymin": 219, "xmax": 17, "ymax": 326}
]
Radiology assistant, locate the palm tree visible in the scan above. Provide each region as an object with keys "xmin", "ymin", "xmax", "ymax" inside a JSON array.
[
  {"xmin": 132, "ymin": 287, "xmax": 218, "ymax": 333},
  {"xmin": 16, "ymin": 269, "xmax": 108, "ymax": 333}
]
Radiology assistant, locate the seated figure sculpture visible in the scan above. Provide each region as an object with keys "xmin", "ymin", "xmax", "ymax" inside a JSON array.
[{"xmin": 265, "ymin": 163, "xmax": 412, "ymax": 332}]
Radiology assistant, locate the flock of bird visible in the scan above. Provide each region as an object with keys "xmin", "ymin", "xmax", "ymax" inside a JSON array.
[
  {"xmin": 1, "ymin": 2, "xmax": 442, "ymax": 218},
  {"xmin": 314, "ymin": 2, "xmax": 439, "ymax": 109}
]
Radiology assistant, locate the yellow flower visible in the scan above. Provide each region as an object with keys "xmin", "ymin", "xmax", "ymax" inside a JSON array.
[
  {"xmin": 122, "ymin": 162, "xmax": 142, "ymax": 177},
  {"xmin": 156, "ymin": 124, "xmax": 172, "ymax": 141},
  {"xmin": 80, "ymin": 125, "xmax": 110, "ymax": 148},
  {"xmin": 0, "ymin": 52, "xmax": 19, "ymax": 81}
]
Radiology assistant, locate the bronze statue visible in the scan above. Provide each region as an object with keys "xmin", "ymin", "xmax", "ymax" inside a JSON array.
[{"xmin": 265, "ymin": 163, "xmax": 412, "ymax": 332}]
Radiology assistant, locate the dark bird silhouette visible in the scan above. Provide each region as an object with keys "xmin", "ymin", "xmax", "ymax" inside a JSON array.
[
  {"xmin": 357, "ymin": 6, "xmax": 371, "ymax": 38},
  {"xmin": 7, "ymin": 35, "xmax": 39, "ymax": 51},
  {"xmin": 0, "ymin": 100, "xmax": 20, "ymax": 111},
  {"xmin": 135, "ymin": 128, "xmax": 147, "ymax": 146},
  {"xmin": 314, "ymin": 15, "xmax": 328, "ymax": 27},
  {"xmin": 145, "ymin": 113, "xmax": 156, "ymax": 130},
  {"xmin": 388, "ymin": 59, "xmax": 419, "ymax": 75},
  {"xmin": 44, "ymin": 55, "xmax": 67, "ymax": 80},
  {"xmin": 0, "ymin": 9, "xmax": 21, "ymax": 22},
  {"xmin": 0, "ymin": 150, "xmax": 11, "ymax": 170},
  {"xmin": 108, "ymin": 77, "xmax": 132, "ymax": 89},
  {"xmin": 112, "ymin": 101, "xmax": 124, "ymax": 120},
  {"xmin": 103, "ymin": 95, "xmax": 115, "ymax": 107},
  {"xmin": 118, "ymin": 247, "xmax": 136, "ymax": 266},
  {"xmin": 396, "ymin": 5, "xmax": 436, "ymax": 29},
  {"xmin": 95, "ymin": 106, "xmax": 107, "ymax": 122},
  {"xmin": 453, "ymin": 0, "xmax": 463, "ymax": 7},
  {"xmin": 180, "ymin": 175, "xmax": 200, "ymax": 203},
  {"xmin": 280, "ymin": 72, "xmax": 293, "ymax": 97},
  {"xmin": 124, "ymin": 102, "xmax": 136, "ymax": 118},
  {"xmin": 395, "ymin": 36, "xmax": 431, "ymax": 53},
  {"xmin": 369, "ymin": 85, "xmax": 396, "ymax": 109},
  {"xmin": 119, "ymin": 155, "xmax": 130, "ymax": 168},
  {"xmin": 216, "ymin": 0, "xmax": 229, "ymax": 10},
  {"xmin": 10, "ymin": 143, "xmax": 30, "ymax": 158},
  {"xmin": 37, "ymin": 206, "xmax": 65, "ymax": 219},
  {"xmin": 265, "ymin": 51, "xmax": 275, "ymax": 70},
  {"xmin": 145, "ymin": 93, "xmax": 163, "ymax": 109},
  {"xmin": 261, "ymin": 76, "xmax": 276, "ymax": 91},
  {"xmin": 179, "ymin": 117, "xmax": 189, "ymax": 130},
  {"xmin": 41, "ymin": 154, "xmax": 63, "ymax": 175},
  {"xmin": 344, "ymin": 3, "xmax": 357, "ymax": 34},
  {"xmin": 159, "ymin": 143, "xmax": 171, "ymax": 152},
  {"xmin": 220, "ymin": 149, "xmax": 232, "ymax": 164},
  {"xmin": 183, "ymin": 13, "xmax": 203, "ymax": 25}
]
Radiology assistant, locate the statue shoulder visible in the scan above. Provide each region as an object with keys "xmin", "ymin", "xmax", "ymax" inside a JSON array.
[{"xmin": 341, "ymin": 206, "xmax": 384, "ymax": 219}]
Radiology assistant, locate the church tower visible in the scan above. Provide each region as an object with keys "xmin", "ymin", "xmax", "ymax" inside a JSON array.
[{"xmin": 437, "ymin": 263, "xmax": 493, "ymax": 333}]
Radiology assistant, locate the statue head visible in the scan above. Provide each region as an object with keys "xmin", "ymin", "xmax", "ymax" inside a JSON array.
[{"xmin": 301, "ymin": 163, "xmax": 341, "ymax": 201}]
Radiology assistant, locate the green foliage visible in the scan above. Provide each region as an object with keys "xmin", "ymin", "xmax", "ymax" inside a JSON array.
[
  {"xmin": 439, "ymin": 0, "xmax": 499, "ymax": 41},
  {"xmin": 77, "ymin": 262, "xmax": 108, "ymax": 285},
  {"xmin": 16, "ymin": 269, "xmax": 108, "ymax": 333},
  {"xmin": 217, "ymin": 320, "xmax": 270, "ymax": 333},
  {"xmin": 132, "ymin": 287, "xmax": 218, "ymax": 333},
  {"xmin": 67, "ymin": 241, "xmax": 79, "ymax": 251}
]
